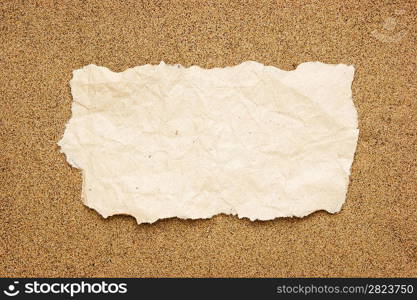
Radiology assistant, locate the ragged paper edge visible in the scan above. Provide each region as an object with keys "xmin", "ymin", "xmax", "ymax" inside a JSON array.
[{"xmin": 59, "ymin": 61, "xmax": 359, "ymax": 224}]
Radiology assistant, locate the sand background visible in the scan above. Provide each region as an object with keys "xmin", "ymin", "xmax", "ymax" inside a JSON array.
[{"xmin": 1, "ymin": 0, "xmax": 416, "ymax": 277}]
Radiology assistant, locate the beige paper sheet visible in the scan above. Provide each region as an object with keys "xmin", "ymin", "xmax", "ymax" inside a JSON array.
[{"xmin": 59, "ymin": 62, "xmax": 358, "ymax": 224}]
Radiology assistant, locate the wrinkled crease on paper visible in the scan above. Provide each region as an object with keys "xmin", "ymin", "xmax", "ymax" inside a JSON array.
[{"xmin": 58, "ymin": 61, "xmax": 359, "ymax": 224}]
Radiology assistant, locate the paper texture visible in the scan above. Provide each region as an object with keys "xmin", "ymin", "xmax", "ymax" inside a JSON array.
[{"xmin": 59, "ymin": 61, "xmax": 358, "ymax": 224}]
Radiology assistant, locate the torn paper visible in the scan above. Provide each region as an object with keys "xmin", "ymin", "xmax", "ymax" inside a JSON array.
[{"xmin": 58, "ymin": 61, "xmax": 359, "ymax": 224}]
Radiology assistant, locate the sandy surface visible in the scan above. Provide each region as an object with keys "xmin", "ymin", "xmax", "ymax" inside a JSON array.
[{"xmin": 0, "ymin": 0, "xmax": 416, "ymax": 277}]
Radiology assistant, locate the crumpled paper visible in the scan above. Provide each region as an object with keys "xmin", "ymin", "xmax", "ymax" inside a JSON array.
[{"xmin": 59, "ymin": 61, "xmax": 358, "ymax": 224}]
